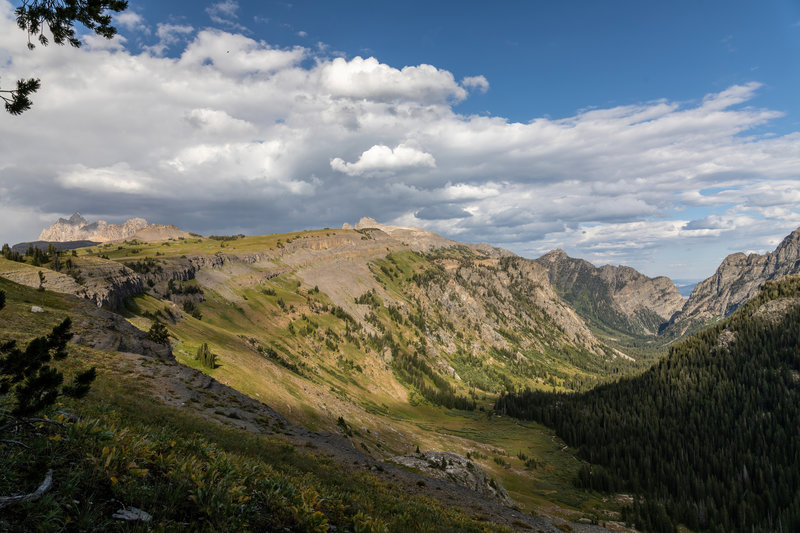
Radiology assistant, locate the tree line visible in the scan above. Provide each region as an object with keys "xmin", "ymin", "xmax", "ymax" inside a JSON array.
[{"xmin": 496, "ymin": 276, "xmax": 800, "ymax": 532}]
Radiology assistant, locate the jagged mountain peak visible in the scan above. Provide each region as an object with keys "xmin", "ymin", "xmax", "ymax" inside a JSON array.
[
  {"xmin": 38, "ymin": 213, "xmax": 149, "ymax": 243},
  {"xmin": 58, "ymin": 212, "xmax": 88, "ymax": 226},
  {"xmin": 354, "ymin": 216, "xmax": 381, "ymax": 229},
  {"xmin": 538, "ymin": 248, "xmax": 569, "ymax": 260},
  {"xmin": 774, "ymin": 227, "xmax": 800, "ymax": 256},
  {"xmin": 667, "ymin": 225, "xmax": 800, "ymax": 335}
]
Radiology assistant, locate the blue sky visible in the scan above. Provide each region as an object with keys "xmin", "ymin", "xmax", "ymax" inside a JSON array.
[
  {"xmin": 127, "ymin": 0, "xmax": 800, "ymax": 127},
  {"xmin": 1, "ymin": 0, "xmax": 799, "ymax": 280}
]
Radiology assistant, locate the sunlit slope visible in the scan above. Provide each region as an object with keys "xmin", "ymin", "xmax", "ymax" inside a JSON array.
[
  {"xmin": 0, "ymin": 278, "xmax": 528, "ymax": 531},
  {"xmin": 99, "ymin": 229, "xmax": 633, "ymax": 425},
  {"xmin": 38, "ymin": 227, "xmax": 641, "ymax": 520}
]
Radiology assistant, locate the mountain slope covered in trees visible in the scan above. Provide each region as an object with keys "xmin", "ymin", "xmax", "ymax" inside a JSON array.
[{"xmin": 497, "ymin": 275, "xmax": 800, "ymax": 532}]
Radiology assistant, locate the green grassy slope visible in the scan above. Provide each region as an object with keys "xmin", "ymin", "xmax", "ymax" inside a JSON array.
[
  {"xmin": 0, "ymin": 278, "xmax": 512, "ymax": 531},
  {"xmin": 2, "ymin": 230, "xmax": 643, "ymax": 525}
]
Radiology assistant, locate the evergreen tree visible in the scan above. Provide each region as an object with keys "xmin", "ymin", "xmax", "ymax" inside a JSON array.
[
  {"xmin": 147, "ymin": 321, "xmax": 169, "ymax": 345},
  {"xmin": 195, "ymin": 343, "xmax": 216, "ymax": 369},
  {"xmin": 2, "ymin": 0, "xmax": 128, "ymax": 114},
  {"xmin": 0, "ymin": 317, "xmax": 96, "ymax": 417}
]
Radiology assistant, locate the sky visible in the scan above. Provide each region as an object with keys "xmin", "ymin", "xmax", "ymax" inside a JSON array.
[{"xmin": 1, "ymin": 0, "xmax": 799, "ymax": 281}]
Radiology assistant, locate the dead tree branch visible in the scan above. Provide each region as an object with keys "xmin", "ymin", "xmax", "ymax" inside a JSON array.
[{"xmin": 0, "ymin": 469, "xmax": 53, "ymax": 509}]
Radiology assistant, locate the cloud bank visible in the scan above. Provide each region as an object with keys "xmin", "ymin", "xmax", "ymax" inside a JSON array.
[{"xmin": 0, "ymin": 3, "xmax": 798, "ymax": 279}]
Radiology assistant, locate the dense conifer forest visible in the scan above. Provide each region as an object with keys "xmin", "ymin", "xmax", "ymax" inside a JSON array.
[{"xmin": 496, "ymin": 276, "xmax": 800, "ymax": 532}]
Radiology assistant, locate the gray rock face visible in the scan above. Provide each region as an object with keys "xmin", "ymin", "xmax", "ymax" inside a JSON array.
[
  {"xmin": 0, "ymin": 257, "xmax": 143, "ymax": 310},
  {"xmin": 38, "ymin": 212, "xmax": 148, "ymax": 243},
  {"xmin": 536, "ymin": 249, "xmax": 684, "ymax": 336},
  {"xmin": 79, "ymin": 259, "xmax": 145, "ymax": 309},
  {"xmin": 669, "ymin": 227, "xmax": 800, "ymax": 335},
  {"xmin": 752, "ymin": 297, "xmax": 800, "ymax": 325},
  {"xmin": 390, "ymin": 451, "xmax": 513, "ymax": 507},
  {"xmin": 71, "ymin": 305, "xmax": 171, "ymax": 359}
]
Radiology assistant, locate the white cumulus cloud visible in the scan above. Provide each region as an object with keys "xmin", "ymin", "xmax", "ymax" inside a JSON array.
[
  {"xmin": 116, "ymin": 11, "xmax": 149, "ymax": 33},
  {"xmin": 179, "ymin": 30, "xmax": 305, "ymax": 75},
  {"xmin": 319, "ymin": 56, "xmax": 467, "ymax": 104},
  {"xmin": 461, "ymin": 75, "xmax": 489, "ymax": 93},
  {"xmin": 146, "ymin": 23, "xmax": 194, "ymax": 56},
  {"xmin": 331, "ymin": 144, "xmax": 436, "ymax": 177}
]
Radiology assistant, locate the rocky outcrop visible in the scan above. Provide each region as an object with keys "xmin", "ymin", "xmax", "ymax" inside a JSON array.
[
  {"xmin": 752, "ymin": 297, "xmax": 800, "ymax": 326},
  {"xmin": 390, "ymin": 452, "xmax": 513, "ymax": 507},
  {"xmin": 668, "ymin": 227, "xmax": 800, "ymax": 335},
  {"xmin": 70, "ymin": 305, "xmax": 171, "ymax": 359},
  {"xmin": 345, "ymin": 216, "xmax": 459, "ymax": 252},
  {"xmin": 0, "ymin": 257, "xmax": 144, "ymax": 310},
  {"xmin": 536, "ymin": 249, "xmax": 684, "ymax": 336},
  {"xmin": 345, "ymin": 216, "xmax": 515, "ymax": 256},
  {"xmin": 39, "ymin": 213, "xmax": 148, "ymax": 243},
  {"xmin": 79, "ymin": 259, "xmax": 145, "ymax": 309}
]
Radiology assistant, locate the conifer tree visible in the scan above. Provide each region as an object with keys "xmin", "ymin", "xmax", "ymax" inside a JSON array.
[
  {"xmin": 195, "ymin": 343, "xmax": 216, "ymax": 369},
  {"xmin": 0, "ymin": 317, "xmax": 96, "ymax": 417},
  {"xmin": 147, "ymin": 321, "xmax": 169, "ymax": 345},
  {"xmin": 2, "ymin": 0, "xmax": 128, "ymax": 114}
]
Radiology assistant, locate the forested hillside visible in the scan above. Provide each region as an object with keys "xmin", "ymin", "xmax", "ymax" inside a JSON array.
[{"xmin": 496, "ymin": 276, "xmax": 800, "ymax": 532}]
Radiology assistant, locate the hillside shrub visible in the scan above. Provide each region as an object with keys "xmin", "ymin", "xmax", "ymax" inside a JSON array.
[{"xmin": 146, "ymin": 322, "xmax": 169, "ymax": 345}]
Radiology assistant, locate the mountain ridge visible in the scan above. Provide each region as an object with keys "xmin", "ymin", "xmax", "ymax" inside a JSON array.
[
  {"xmin": 535, "ymin": 248, "xmax": 684, "ymax": 337},
  {"xmin": 6, "ymin": 215, "xmax": 800, "ymax": 529},
  {"xmin": 38, "ymin": 212, "xmax": 190, "ymax": 243},
  {"xmin": 667, "ymin": 226, "xmax": 800, "ymax": 335}
]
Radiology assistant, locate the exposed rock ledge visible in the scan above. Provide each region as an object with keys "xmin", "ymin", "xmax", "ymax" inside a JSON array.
[{"xmin": 389, "ymin": 451, "xmax": 514, "ymax": 507}]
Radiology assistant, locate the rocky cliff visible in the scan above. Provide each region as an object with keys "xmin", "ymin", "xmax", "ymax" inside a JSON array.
[
  {"xmin": 667, "ymin": 227, "xmax": 800, "ymax": 335},
  {"xmin": 38, "ymin": 212, "xmax": 149, "ymax": 242},
  {"xmin": 0, "ymin": 256, "xmax": 144, "ymax": 310},
  {"xmin": 535, "ymin": 249, "xmax": 684, "ymax": 336}
]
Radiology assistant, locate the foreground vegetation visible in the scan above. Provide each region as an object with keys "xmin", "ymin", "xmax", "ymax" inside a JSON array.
[
  {"xmin": 2, "ymin": 393, "xmax": 508, "ymax": 532},
  {"xmin": 0, "ymin": 278, "xmax": 509, "ymax": 531},
  {"xmin": 497, "ymin": 276, "xmax": 800, "ymax": 532}
]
